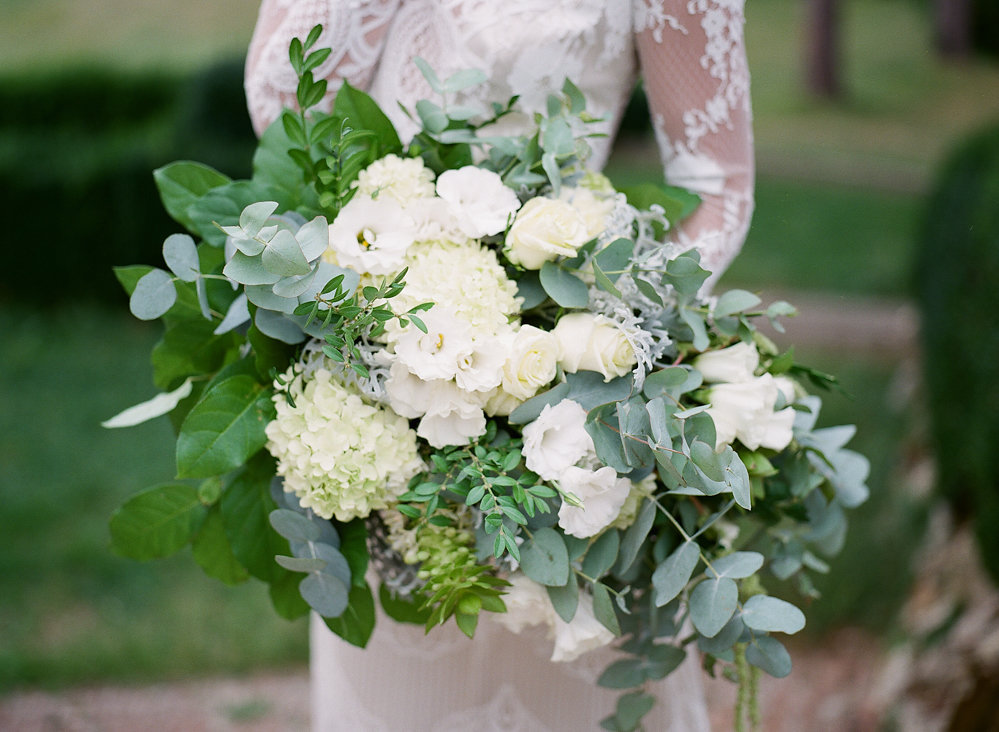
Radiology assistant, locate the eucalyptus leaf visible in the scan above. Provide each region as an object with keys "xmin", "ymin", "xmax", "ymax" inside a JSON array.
[
  {"xmin": 275, "ymin": 555, "xmax": 327, "ymax": 573},
  {"xmin": 239, "ymin": 201, "xmax": 280, "ymax": 238},
  {"xmin": 254, "ymin": 309, "xmax": 307, "ymax": 345},
  {"xmin": 102, "ymin": 378, "xmax": 193, "ymax": 428},
  {"xmin": 616, "ymin": 499, "xmax": 656, "ymax": 573},
  {"xmin": 162, "ymin": 234, "xmax": 200, "ymax": 282},
  {"xmin": 591, "ymin": 582, "xmax": 621, "ymax": 635},
  {"xmin": 714, "ymin": 289, "xmax": 761, "ymax": 318},
  {"xmin": 597, "ymin": 659, "xmax": 645, "ymax": 689},
  {"xmin": 741, "ymin": 595, "xmax": 806, "ymax": 634},
  {"xmin": 689, "ymin": 577, "xmax": 738, "ymax": 638},
  {"xmin": 582, "ymin": 529, "xmax": 620, "ymax": 580},
  {"xmin": 224, "ymin": 251, "xmax": 282, "ymax": 286},
  {"xmin": 130, "ymin": 269, "xmax": 176, "ymax": 321},
  {"xmin": 508, "ymin": 383, "xmax": 570, "ymax": 424},
  {"xmin": 269, "ymin": 508, "xmax": 321, "ymax": 543},
  {"xmin": 442, "ymin": 68, "xmax": 487, "ymax": 92},
  {"xmin": 296, "ymin": 216, "xmax": 331, "ymax": 261},
  {"xmin": 324, "ymin": 583, "xmax": 376, "ymax": 647},
  {"xmin": 652, "ymin": 540, "xmax": 700, "ymax": 607},
  {"xmin": 565, "ymin": 371, "xmax": 634, "ymax": 410},
  {"xmin": 707, "ymin": 551, "xmax": 764, "ymax": 580},
  {"xmin": 300, "ymin": 570, "xmax": 350, "ymax": 617},
  {"xmin": 214, "ymin": 293, "xmax": 250, "ymax": 335},
  {"xmin": 262, "ymin": 229, "xmax": 311, "ymax": 276},
  {"xmin": 540, "ymin": 262, "xmax": 589, "ymax": 308},
  {"xmin": 746, "ymin": 635, "xmax": 793, "ymax": 678},
  {"xmin": 696, "ymin": 615, "xmax": 746, "ymax": 656},
  {"xmin": 593, "ymin": 238, "xmax": 633, "ymax": 282},
  {"xmin": 547, "ymin": 580, "xmax": 579, "ymax": 623},
  {"xmin": 520, "ymin": 527, "xmax": 569, "ymax": 586}
]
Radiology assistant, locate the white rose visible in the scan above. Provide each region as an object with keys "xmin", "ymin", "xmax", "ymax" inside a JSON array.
[
  {"xmin": 482, "ymin": 386, "xmax": 522, "ymax": 417},
  {"xmin": 504, "ymin": 197, "xmax": 590, "ymax": 270},
  {"xmin": 705, "ymin": 374, "xmax": 795, "ymax": 451},
  {"xmin": 327, "ymin": 197, "xmax": 414, "ymax": 275},
  {"xmin": 436, "ymin": 167, "xmax": 521, "ymax": 239},
  {"xmin": 522, "ymin": 400, "xmax": 594, "ymax": 481},
  {"xmin": 493, "ymin": 573, "xmax": 553, "ymax": 634},
  {"xmin": 557, "ymin": 186, "xmax": 615, "ymax": 240},
  {"xmin": 500, "ymin": 325, "xmax": 559, "ymax": 401},
  {"xmin": 693, "ymin": 342, "xmax": 759, "ymax": 383},
  {"xmin": 557, "ymin": 465, "xmax": 632, "ymax": 539},
  {"xmin": 553, "ymin": 313, "xmax": 637, "ymax": 382},
  {"xmin": 550, "ymin": 590, "xmax": 616, "ymax": 662}
]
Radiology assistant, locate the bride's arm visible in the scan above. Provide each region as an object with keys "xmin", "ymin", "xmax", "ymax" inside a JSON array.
[
  {"xmin": 245, "ymin": 0, "xmax": 401, "ymax": 136},
  {"xmin": 634, "ymin": 0, "xmax": 755, "ymax": 284}
]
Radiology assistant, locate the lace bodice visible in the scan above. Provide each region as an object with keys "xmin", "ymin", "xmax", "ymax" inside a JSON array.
[{"xmin": 245, "ymin": 0, "xmax": 754, "ymax": 283}]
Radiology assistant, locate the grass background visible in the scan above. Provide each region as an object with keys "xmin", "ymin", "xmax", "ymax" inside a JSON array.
[{"xmin": 2, "ymin": 0, "xmax": 996, "ymax": 692}]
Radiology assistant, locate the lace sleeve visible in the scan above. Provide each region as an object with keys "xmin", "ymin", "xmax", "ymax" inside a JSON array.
[
  {"xmin": 634, "ymin": 0, "xmax": 754, "ymax": 285},
  {"xmin": 245, "ymin": 0, "xmax": 401, "ymax": 136}
]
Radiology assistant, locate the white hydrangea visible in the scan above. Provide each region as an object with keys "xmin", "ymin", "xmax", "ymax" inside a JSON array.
[
  {"xmin": 265, "ymin": 368, "xmax": 424, "ymax": 522},
  {"xmin": 389, "ymin": 239, "xmax": 522, "ymax": 336},
  {"xmin": 354, "ymin": 154, "xmax": 436, "ymax": 206}
]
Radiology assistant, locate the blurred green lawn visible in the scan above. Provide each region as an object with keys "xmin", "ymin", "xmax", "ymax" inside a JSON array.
[{"xmin": 1, "ymin": 0, "xmax": 990, "ymax": 692}]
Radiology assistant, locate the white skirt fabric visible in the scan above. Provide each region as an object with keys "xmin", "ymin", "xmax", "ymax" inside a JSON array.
[{"xmin": 310, "ymin": 607, "xmax": 710, "ymax": 731}]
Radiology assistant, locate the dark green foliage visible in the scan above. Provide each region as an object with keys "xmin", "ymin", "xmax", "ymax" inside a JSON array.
[
  {"xmin": 915, "ymin": 120, "xmax": 999, "ymax": 583},
  {"xmin": 0, "ymin": 59, "xmax": 254, "ymax": 305},
  {"xmin": 972, "ymin": 0, "xmax": 999, "ymax": 58}
]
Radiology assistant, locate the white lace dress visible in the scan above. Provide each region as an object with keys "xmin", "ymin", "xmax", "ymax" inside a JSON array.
[{"xmin": 245, "ymin": 2, "xmax": 753, "ymax": 728}]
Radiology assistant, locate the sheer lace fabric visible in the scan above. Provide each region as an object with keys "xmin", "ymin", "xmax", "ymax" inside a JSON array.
[
  {"xmin": 245, "ymin": 0, "xmax": 753, "ymax": 284},
  {"xmin": 246, "ymin": 1, "xmax": 752, "ymax": 728}
]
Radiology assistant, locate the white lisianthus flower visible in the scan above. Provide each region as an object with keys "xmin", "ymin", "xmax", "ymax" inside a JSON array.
[
  {"xmin": 265, "ymin": 368, "xmax": 423, "ymax": 522},
  {"xmin": 417, "ymin": 397, "xmax": 487, "ymax": 448},
  {"xmin": 354, "ymin": 153, "xmax": 436, "ymax": 206},
  {"xmin": 553, "ymin": 312, "xmax": 637, "ymax": 382},
  {"xmin": 436, "ymin": 166, "xmax": 521, "ymax": 238},
  {"xmin": 522, "ymin": 400, "xmax": 594, "ymax": 481},
  {"xmin": 404, "ymin": 197, "xmax": 467, "ymax": 243},
  {"xmin": 694, "ymin": 342, "xmax": 759, "ymax": 383},
  {"xmin": 551, "ymin": 590, "xmax": 616, "ymax": 662},
  {"xmin": 453, "ymin": 330, "xmax": 511, "ymax": 394},
  {"xmin": 482, "ymin": 386, "xmax": 522, "ymax": 417},
  {"xmin": 557, "ymin": 465, "xmax": 632, "ymax": 539},
  {"xmin": 494, "ymin": 573, "xmax": 553, "ymax": 633},
  {"xmin": 557, "ymin": 186, "xmax": 615, "ymax": 240},
  {"xmin": 500, "ymin": 325, "xmax": 559, "ymax": 401},
  {"xmin": 504, "ymin": 197, "xmax": 590, "ymax": 269},
  {"xmin": 705, "ymin": 373, "xmax": 795, "ymax": 452},
  {"xmin": 494, "ymin": 573, "xmax": 614, "ymax": 663},
  {"xmin": 327, "ymin": 197, "xmax": 415, "ymax": 275},
  {"xmin": 392, "ymin": 306, "xmax": 474, "ymax": 381}
]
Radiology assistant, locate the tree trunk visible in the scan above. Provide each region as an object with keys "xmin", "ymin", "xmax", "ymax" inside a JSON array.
[
  {"xmin": 934, "ymin": 0, "xmax": 972, "ymax": 58},
  {"xmin": 805, "ymin": 0, "xmax": 841, "ymax": 98}
]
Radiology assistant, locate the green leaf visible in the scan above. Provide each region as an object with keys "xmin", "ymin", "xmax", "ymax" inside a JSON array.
[
  {"xmin": 191, "ymin": 505, "xmax": 251, "ymax": 585},
  {"xmin": 618, "ymin": 182, "xmax": 699, "ymax": 231},
  {"xmin": 707, "ymin": 551, "xmax": 764, "ymax": 580},
  {"xmin": 220, "ymin": 455, "xmax": 288, "ymax": 583},
  {"xmin": 162, "ymin": 234, "xmax": 200, "ymax": 283},
  {"xmin": 268, "ymin": 568, "xmax": 311, "ymax": 619},
  {"xmin": 188, "ymin": 180, "xmax": 283, "ymax": 247},
  {"xmin": 598, "ymin": 658, "xmax": 646, "ymax": 689},
  {"xmin": 336, "ymin": 518, "xmax": 370, "ymax": 587},
  {"xmin": 741, "ymin": 595, "xmax": 806, "ymax": 634},
  {"xmin": 176, "ymin": 375, "xmax": 275, "ymax": 479},
  {"xmin": 379, "ymin": 584, "xmax": 432, "ymax": 624},
  {"xmin": 664, "ymin": 255, "xmax": 710, "ymax": 297},
  {"xmin": 680, "ymin": 307, "xmax": 709, "ymax": 351},
  {"xmin": 565, "ymin": 371, "xmax": 634, "ymax": 410},
  {"xmin": 746, "ymin": 635, "xmax": 792, "ymax": 678},
  {"xmin": 714, "ymin": 289, "xmax": 761, "ymax": 318},
  {"xmin": 515, "ymin": 269, "xmax": 547, "ymax": 310},
  {"xmin": 261, "ymin": 229, "xmax": 311, "ymax": 277},
  {"xmin": 546, "ymin": 580, "xmax": 579, "ymax": 623},
  {"xmin": 269, "ymin": 508, "xmax": 321, "ymax": 543},
  {"xmin": 652, "ymin": 540, "xmax": 699, "ymax": 607},
  {"xmin": 520, "ymin": 527, "xmax": 570, "ymax": 586},
  {"xmin": 130, "ymin": 269, "xmax": 177, "ymax": 321},
  {"xmin": 507, "ymin": 382, "xmax": 571, "ymax": 425},
  {"xmin": 593, "ymin": 238, "xmax": 633, "ymax": 283},
  {"xmin": 689, "ymin": 577, "xmax": 738, "ymax": 638},
  {"xmin": 582, "ymin": 529, "xmax": 620, "ymax": 580},
  {"xmin": 153, "ymin": 161, "xmax": 231, "ymax": 232},
  {"xmin": 334, "ymin": 80, "xmax": 403, "ymax": 153},
  {"xmin": 643, "ymin": 366, "xmax": 699, "ymax": 399},
  {"xmin": 416, "ymin": 99, "xmax": 449, "ymax": 134},
  {"xmin": 617, "ymin": 499, "xmax": 656, "ymax": 573},
  {"xmin": 591, "ymin": 582, "xmax": 621, "ymax": 635},
  {"xmin": 697, "ymin": 616, "xmax": 745, "ymax": 656},
  {"xmin": 102, "ymin": 378, "xmax": 194, "ymax": 428},
  {"xmin": 603, "ymin": 691, "xmax": 656, "ymax": 732},
  {"xmin": 110, "ymin": 483, "xmax": 207, "ymax": 561},
  {"xmin": 324, "ymin": 582, "xmax": 376, "ymax": 648},
  {"xmin": 300, "ymin": 570, "xmax": 351, "ymax": 617},
  {"xmin": 443, "ymin": 68, "xmax": 487, "ymax": 93},
  {"xmin": 540, "ymin": 262, "xmax": 589, "ymax": 308}
]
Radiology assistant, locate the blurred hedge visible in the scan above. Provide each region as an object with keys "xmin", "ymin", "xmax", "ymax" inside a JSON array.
[
  {"xmin": 915, "ymin": 121, "xmax": 999, "ymax": 583},
  {"xmin": 0, "ymin": 58, "xmax": 256, "ymax": 305}
]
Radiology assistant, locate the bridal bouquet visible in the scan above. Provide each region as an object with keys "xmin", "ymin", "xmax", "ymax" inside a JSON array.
[{"xmin": 106, "ymin": 26, "xmax": 868, "ymax": 731}]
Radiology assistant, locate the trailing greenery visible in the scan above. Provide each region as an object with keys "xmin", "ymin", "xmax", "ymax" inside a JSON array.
[{"xmin": 915, "ymin": 121, "xmax": 999, "ymax": 584}]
